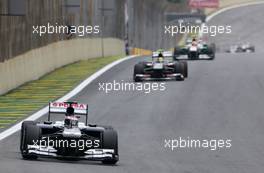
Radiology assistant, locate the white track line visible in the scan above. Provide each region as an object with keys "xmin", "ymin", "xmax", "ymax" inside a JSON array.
[
  {"xmin": 199, "ymin": 0, "xmax": 264, "ymax": 38},
  {"xmin": 0, "ymin": 55, "xmax": 137, "ymax": 141},
  {"xmin": 206, "ymin": 1, "xmax": 264, "ymax": 22}
]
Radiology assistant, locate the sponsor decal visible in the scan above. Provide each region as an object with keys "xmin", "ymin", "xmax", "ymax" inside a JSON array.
[
  {"xmin": 189, "ymin": 0, "xmax": 219, "ymax": 8},
  {"xmin": 51, "ymin": 102, "xmax": 87, "ymax": 109}
]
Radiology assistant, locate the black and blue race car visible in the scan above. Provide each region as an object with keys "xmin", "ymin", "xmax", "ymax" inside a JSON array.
[
  {"xmin": 20, "ymin": 102, "xmax": 119, "ymax": 164},
  {"xmin": 133, "ymin": 50, "xmax": 188, "ymax": 82}
]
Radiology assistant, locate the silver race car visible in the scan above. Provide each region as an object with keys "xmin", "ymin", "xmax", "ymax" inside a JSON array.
[
  {"xmin": 226, "ymin": 42, "xmax": 255, "ymax": 53},
  {"xmin": 174, "ymin": 38, "xmax": 216, "ymax": 60}
]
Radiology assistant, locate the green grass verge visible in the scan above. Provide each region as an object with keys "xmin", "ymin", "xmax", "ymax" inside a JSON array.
[{"xmin": 0, "ymin": 55, "xmax": 123, "ymax": 129}]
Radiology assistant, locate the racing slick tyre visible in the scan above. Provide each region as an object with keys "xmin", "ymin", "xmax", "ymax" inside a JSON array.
[
  {"xmin": 173, "ymin": 46, "xmax": 182, "ymax": 59},
  {"xmin": 174, "ymin": 62, "xmax": 185, "ymax": 81},
  {"xmin": 102, "ymin": 129, "xmax": 119, "ymax": 165},
  {"xmin": 208, "ymin": 44, "xmax": 216, "ymax": 60},
  {"xmin": 20, "ymin": 121, "xmax": 36, "ymax": 151},
  {"xmin": 249, "ymin": 46, "xmax": 255, "ymax": 52},
  {"xmin": 133, "ymin": 63, "xmax": 145, "ymax": 82},
  {"xmin": 208, "ymin": 51, "xmax": 215, "ymax": 60},
  {"xmin": 20, "ymin": 121, "xmax": 41, "ymax": 160},
  {"xmin": 180, "ymin": 61, "xmax": 188, "ymax": 78},
  {"xmin": 210, "ymin": 53, "xmax": 215, "ymax": 60}
]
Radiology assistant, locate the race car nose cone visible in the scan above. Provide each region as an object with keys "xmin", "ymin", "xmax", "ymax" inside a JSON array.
[{"xmin": 62, "ymin": 128, "xmax": 82, "ymax": 138}]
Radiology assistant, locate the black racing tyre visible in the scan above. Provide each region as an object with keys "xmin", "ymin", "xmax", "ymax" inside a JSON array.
[
  {"xmin": 102, "ymin": 129, "xmax": 118, "ymax": 165},
  {"xmin": 249, "ymin": 46, "xmax": 255, "ymax": 52},
  {"xmin": 173, "ymin": 46, "xmax": 182, "ymax": 59},
  {"xmin": 174, "ymin": 62, "xmax": 181, "ymax": 74},
  {"xmin": 176, "ymin": 75, "xmax": 184, "ymax": 81},
  {"xmin": 208, "ymin": 44, "xmax": 216, "ymax": 60},
  {"xmin": 210, "ymin": 52, "xmax": 215, "ymax": 60},
  {"xmin": 174, "ymin": 62, "xmax": 184, "ymax": 81},
  {"xmin": 208, "ymin": 49, "xmax": 215, "ymax": 60},
  {"xmin": 20, "ymin": 121, "xmax": 36, "ymax": 151},
  {"xmin": 180, "ymin": 61, "xmax": 188, "ymax": 78},
  {"xmin": 20, "ymin": 121, "xmax": 41, "ymax": 160},
  {"xmin": 133, "ymin": 63, "xmax": 145, "ymax": 82},
  {"xmin": 210, "ymin": 43, "xmax": 216, "ymax": 52}
]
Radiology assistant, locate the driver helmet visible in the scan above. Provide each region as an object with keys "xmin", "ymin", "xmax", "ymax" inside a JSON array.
[
  {"xmin": 192, "ymin": 37, "xmax": 197, "ymax": 46},
  {"xmin": 65, "ymin": 106, "xmax": 78, "ymax": 127},
  {"xmin": 66, "ymin": 107, "xmax": 74, "ymax": 115},
  {"xmin": 157, "ymin": 52, "xmax": 164, "ymax": 62}
]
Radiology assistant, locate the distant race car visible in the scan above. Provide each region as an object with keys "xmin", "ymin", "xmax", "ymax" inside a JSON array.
[
  {"xmin": 226, "ymin": 43, "xmax": 255, "ymax": 53},
  {"xmin": 20, "ymin": 102, "xmax": 119, "ymax": 164},
  {"xmin": 174, "ymin": 39, "xmax": 216, "ymax": 60},
  {"xmin": 133, "ymin": 50, "xmax": 188, "ymax": 82}
]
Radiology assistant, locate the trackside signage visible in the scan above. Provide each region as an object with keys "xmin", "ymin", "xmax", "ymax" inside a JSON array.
[{"xmin": 189, "ymin": 0, "xmax": 219, "ymax": 8}]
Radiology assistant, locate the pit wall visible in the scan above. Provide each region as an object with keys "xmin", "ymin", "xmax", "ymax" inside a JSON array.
[{"xmin": 0, "ymin": 38, "xmax": 125, "ymax": 95}]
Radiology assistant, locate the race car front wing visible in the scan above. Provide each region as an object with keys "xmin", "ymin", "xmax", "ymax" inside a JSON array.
[
  {"xmin": 135, "ymin": 73, "xmax": 184, "ymax": 80},
  {"xmin": 27, "ymin": 145, "xmax": 117, "ymax": 160}
]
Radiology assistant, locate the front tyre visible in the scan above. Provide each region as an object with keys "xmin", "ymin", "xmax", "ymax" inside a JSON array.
[
  {"xmin": 180, "ymin": 61, "xmax": 188, "ymax": 78},
  {"xmin": 133, "ymin": 63, "xmax": 144, "ymax": 82},
  {"xmin": 174, "ymin": 62, "xmax": 185, "ymax": 81},
  {"xmin": 20, "ymin": 121, "xmax": 41, "ymax": 160},
  {"xmin": 102, "ymin": 129, "xmax": 119, "ymax": 165}
]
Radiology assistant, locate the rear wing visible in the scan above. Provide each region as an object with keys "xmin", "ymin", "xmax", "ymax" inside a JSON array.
[
  {"xmin": 152, "ymin": 51, "xmax": 173, "ymax": 57},
  {"xmin": 48, "ymin": 102, "xmax": 88, "ymax": 125}
]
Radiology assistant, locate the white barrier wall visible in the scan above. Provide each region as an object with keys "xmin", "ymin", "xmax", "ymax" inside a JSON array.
[{"xmin": 0, "ymin": 38, "xmax": 125, "ymax": 95}]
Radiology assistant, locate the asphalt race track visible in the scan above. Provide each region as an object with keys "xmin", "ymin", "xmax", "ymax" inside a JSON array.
[{"xmin": 1, "ymin": 4, "xmax": 264, "ymax": 173}]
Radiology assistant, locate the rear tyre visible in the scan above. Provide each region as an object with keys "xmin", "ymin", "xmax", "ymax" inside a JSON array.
[
  {"xmin": 102, "ymin": 129, "xmax": 118, "ymax": 165},
  {"xmin": 249, "ymin": 46, "xmax": 255, "ymax": 52},
  {"xmin": 208, "ymin": 44, "xmax": 216, "ymax": 60},
  {"xmin": 176, "ymin": 75, "xmax": 184, "ymax": 81},
  {"xmin": 210, "ymin": 43, "xmax": 216, "ymax": 52},
  {"xmin": 209, "ymin": 51, "xmax": 215, "ymax": 60},
  {"xmin": 20, "ymin": 121, "xmax": 41, "ymax": 160},
  {"xmin": 173, "ymin": 46, "xmax": 182, "ymax": 59},
  {"xmin": 212, "ymin": 53, "xmax": 215, "ymax": 60}
]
